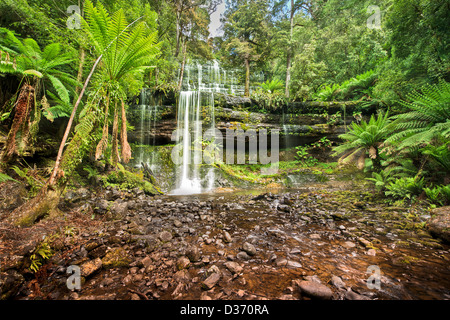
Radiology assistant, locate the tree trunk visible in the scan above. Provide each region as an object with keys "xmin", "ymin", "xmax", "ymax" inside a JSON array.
[
  {"xmin": 244, "ymin": 57, "xmax": 250, "ymax": 97},
  {"xmin": 48, "ymin": 54, "xmax": 103, "ymax": 187},
  {"xmin": 285, "ymin": 0, "xmax": 295, "ymax": 98},
  {"xmin": 177, "ymin": 38, "xmax": 188, "ymax": 91},
  {"xmin": 0, "ymin": 83, "xmax": 35, "ymax": 165},
  {"xmin": 175, "ymin": 10, "xmax": 182, "ymax": 57}
]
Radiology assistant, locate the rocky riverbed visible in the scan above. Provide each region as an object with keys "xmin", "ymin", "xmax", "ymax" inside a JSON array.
[{"xmin": 1, "ymin": 180, "xmax": 449, "ymax": 300}]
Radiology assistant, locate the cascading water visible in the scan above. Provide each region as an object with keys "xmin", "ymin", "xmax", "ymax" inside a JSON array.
[
  {"xmin": 170, "ymin": 60, "xmax": 244, "ymax": 195},
  {"xmin": 134, "ymin": 88, "xmax": 160, "ymax": 171}
]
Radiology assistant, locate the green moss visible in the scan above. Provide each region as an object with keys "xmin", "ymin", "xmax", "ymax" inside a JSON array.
[{"xmin": 103, "ymin": 168, "xmax": 162, "ymax": 195}]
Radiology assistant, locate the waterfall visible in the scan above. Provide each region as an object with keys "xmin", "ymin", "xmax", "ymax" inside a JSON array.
[
  {"xmin": 170, "ymin": 60, "xmax": 243, "ymax": 195},
  {"xmin": 135, "ymin": 88, "xmax": 160, "ymax": 170}
]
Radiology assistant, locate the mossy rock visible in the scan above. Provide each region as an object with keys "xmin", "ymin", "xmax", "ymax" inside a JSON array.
[
  {"xmin": 101, "ymin": 247, "xmax": 131, "ymax": 269},
  {"xmin": 104, "ymin": 168, "xmax": 162, "ymax": 195}
]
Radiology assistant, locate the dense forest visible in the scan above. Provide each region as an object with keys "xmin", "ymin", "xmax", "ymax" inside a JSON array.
[{"xmin": 0, "ymin": 0, "xmax": 449, "ymax": 302}]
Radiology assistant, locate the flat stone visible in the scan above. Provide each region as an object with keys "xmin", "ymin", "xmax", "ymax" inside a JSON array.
[
  {"xmin": 224, "ymin": 261, "xmax": 243, "ymax": 274},
  {"xmin": 159, "ymin": 231, "xmax": 173, "ymax": 242},
  {"xmin": 173, "ymin": 219, "xmax": 183, "ymax": 228},
  {"xmin": 202, "ymin": 272, "xmax": 221, "ymax": 290},
  {"xmin": 345, "ymin": 289, "xmax": 370, "ymax": 300},
  {"xmin": 298, "ymin": 280, "xmax": 333, "ymax": 300},
  {"xmin": 342, "ymin": 241, "xmax": 356, "ymax": 249},
  {"xmin": 286, "ymin": 261, "xmax": 302, "ymax": 268}
]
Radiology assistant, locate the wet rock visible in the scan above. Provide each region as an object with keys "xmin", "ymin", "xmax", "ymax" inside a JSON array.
[
  {"xmin": 223, "ymin": 231, "xmax": 232, "ymax": 243},
  {"xmin": 242, "ymin": 242, "xmax": 257, "ymax": 256},
  {"xmin": 345, "ymin": 288, "xmax": 370, "ymax": 300},
  {"xmin": 101, "ymin": 247, "xmax": 131, "ymax": 269},
  {"xmin": 357, "ymin": 237, "xmax": 373, "ymax": 248},
  {"xmin": 176, "ymin": 257, "xmax": 191, "ymax": 270},
  {"xmin": 159, "ymin": 231, "xmax": 173, "ymax": 242},
  {"xmin": 427, "ymin": 206, "xmax": 450, "ymax": 243},
  {"xmin": 202, "ymin": 272, "xmax": 221, "ymax": 290},
  {"xmin": 94, "ymin": 199, "xmax": 109, "ymax": 214},
  {"xmin": 341, "ymin": 241, "xmax": 356, "ymax": 249},
  {"xmin": 304, "ymin": 275, "xmax": 321, "ymax": 284},
  {"xmin": 80, "ymin": 258, "xmax": 102, "ymax": 277},
  {"xmin": 286, "ymin": 261, "xmax": 302, "ymax": 268},
  {"xmin": 108, "ymin": 201, "xmax": 128, "ymax": 220},
  {"xmin": 224, "ymin": 261, "xmax": 243, "ymax": 274},
  {"xmin": 173, "ymin": 219, "xmax": 183, "ymax": 228},
  {"xmin": 236, "ymin": 251, "xmax": 251, "ymax": 260},
  {"xmin": 331, "ymin": 275, "xmax": 346, "ymax": 289},
  {"xmin": 275, "ymin": 258, "xmax": 288, "ymax": 267},
  {"xmin": 298, "ymin": 280, "xmax": 333, "ymax": 300},
  {"xmin": 186, "ymin": 246, "xmax": 201, "ymax": 262},
  {"xmin": 0, "ymin": 270, "xmax": 25, "ymax": 299}
]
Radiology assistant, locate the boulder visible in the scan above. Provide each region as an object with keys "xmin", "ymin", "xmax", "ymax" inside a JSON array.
[{"xmin": 427, "ymin": 206, "xmax": 450, "ymax": 243}]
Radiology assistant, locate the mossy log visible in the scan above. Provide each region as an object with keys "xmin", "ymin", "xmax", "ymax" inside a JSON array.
[{"xmin": 7, "ymin": 187, "xmax": 61, "ymax": 227}]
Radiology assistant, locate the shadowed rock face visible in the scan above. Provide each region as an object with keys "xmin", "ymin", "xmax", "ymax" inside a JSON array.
[{"xmin": 127, "ymin": 97, "xmax": 355, "ymax": 149}]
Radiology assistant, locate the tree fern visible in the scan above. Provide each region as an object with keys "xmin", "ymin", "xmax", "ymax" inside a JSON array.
[
  {"xmin": 333, "ymin": 111, "xmax": 394, "ymax": 171},
  {"xmin": 76, "ymin": 0, "xmax": 160, "ymax": 166},
  {"xmin": 387, "ymin": 80, "xmax": 450, "ymax": 149}
]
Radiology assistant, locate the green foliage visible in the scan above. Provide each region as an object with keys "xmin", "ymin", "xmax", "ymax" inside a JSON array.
[
  {"xmin": 11, "ymin": 165, "xmax": 42, "ymax": 196},
  {"xmin": 384, "ymin": 177, "xmax": 425, "ymax": 200},
  {"xmin": 333, "ymin": 111, "xmax": 393, "ymax": 170},
  {"xmin": 314, "ymin": 70, "xmax": 377, "ymax": 102},
  {"xmin": 387, "ymin": 80, "xmax": 450, "ymax": 149},
  {"xmin": 251, "ymin": 88, "xmax": 286, "ymax": 111},
  {"xmin": 29, "ymin": 237, "xmax": 54, "ymax": 273},
  {"xmin": 258, "ymin": 79, "xmax": 284, "ymax": 93},
  {"xmin": 103, "ymin": 167, "xmax": 161, "ymax": 195},
  {"xmin": 295, "ymin": 145, "xmax": 318, "ymax": 166},
  {"xmin": 0, "ymin": 172, "xmax": 17, "ymax": 183},
  {"xmin": 424, "ymin": 185, "xmax": 450, "ymax": 206}
]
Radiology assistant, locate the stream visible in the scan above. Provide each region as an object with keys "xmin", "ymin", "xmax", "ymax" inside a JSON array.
[{"xmin": 20, "ymin": 180, "xmax": 448, "ymax": 301}]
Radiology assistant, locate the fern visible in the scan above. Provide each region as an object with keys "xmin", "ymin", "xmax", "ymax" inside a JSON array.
[
  {"xmin": 0, "ymin": 172, "xmax": 17, "ymax": 183},
  {"xmin": 387, "ymin": 80, "xmax": 450, "ymax": 149}
]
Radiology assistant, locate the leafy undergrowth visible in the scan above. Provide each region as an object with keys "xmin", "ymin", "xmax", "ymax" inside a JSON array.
[{"xmin": 101, "ymin": 166, "xmax": 162, "ymax": 195}]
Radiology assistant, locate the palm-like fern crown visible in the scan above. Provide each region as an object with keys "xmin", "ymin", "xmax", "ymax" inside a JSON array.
[
  {"xmin": 83, "ymin": 0, "xmax": 160, "ymax": 84},
  {"xmin": 334, "ymin": 111, "xmax": 392, "ymax": 153},
  {"xmin": 0, "ymin": 27, "xmax": 76, "ymax": 107},
  {"xmin": 387, "ymin": 80, "xmax": 450, "ymax": 148}
]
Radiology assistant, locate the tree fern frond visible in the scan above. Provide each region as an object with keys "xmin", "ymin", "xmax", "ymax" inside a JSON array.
[{"xmin": 47, "ymin": 74, "xmax": 70, "ymax": 105}]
